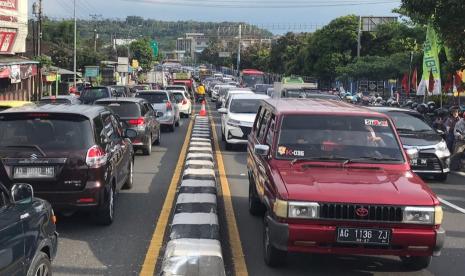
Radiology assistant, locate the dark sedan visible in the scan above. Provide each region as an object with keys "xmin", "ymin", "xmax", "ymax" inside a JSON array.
[
  {"xmin": 369, "ymin": 107, "xmax": 450, "ymax": 181},
  {"xmin": 0, "ymin": 183, "xmax": 58, "ymax": 276},
  {"xmin": 96, "ymin": 98, "xmax": 161, "ymax": 155}
]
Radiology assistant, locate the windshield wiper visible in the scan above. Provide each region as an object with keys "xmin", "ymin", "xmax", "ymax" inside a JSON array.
[
  {"xmin": 0, "ymin": 144, "xmax": 47, "ymax": 157},
  {"xmin": 291, "ymin": 156, "xmax": 349, "ymax": 166},
  {"xmin": 396, "ymin": 128, "xmax": 414, "ymax": 132},
  {"xmin": 347, "ymin": 156, "xmax": 402, "ymax": 163}
]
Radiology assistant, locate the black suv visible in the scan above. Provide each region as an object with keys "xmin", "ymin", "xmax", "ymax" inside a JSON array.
[
  {"xmin": 95, "ymin": 98, "xmax": 161, "ymax": 155},
  {"xmin": 0, "ymin": 183, "xmax": 58, "ymax": 275},
  {"xmin": 0, "ymin": 104, "xmax": 137, "ymax": 225}
]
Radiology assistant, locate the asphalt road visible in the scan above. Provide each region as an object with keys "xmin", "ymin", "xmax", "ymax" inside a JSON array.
[
  {"xmin": 52, "ymin": 117, "xmax": 191, "ymax": 276},
  {"xmin": 209, "ymin": 101, "xmax": 465, "ymax": 276}
]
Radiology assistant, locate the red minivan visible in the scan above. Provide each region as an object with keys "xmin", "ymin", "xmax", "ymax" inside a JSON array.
[{"xmin": 247, "ymin": 98, "xmax": 445, "ymax": 270}]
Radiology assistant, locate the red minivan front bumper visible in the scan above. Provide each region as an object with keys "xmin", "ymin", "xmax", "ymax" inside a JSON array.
[{"xmin": 266, "ymin": 215, "xmax": 445, "ymax": 257}]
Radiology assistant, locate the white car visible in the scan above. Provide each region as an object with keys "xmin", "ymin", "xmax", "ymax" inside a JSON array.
[
  {"xmin": 219, "ymin": 93, "xmax": 270, "ymax": 150},
  {"xmin": 219, "ymin": 88, "xmax": 254, "ymax": 109},
  {"xmin": 170, "ymin": 90, "xmax": 192, "ymax": 118},
  {"xmin": 213, "ymin": 84, "xmax": 235, "ymax": 102}
]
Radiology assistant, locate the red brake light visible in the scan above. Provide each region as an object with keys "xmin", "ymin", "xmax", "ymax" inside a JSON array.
[
  {"xmin": 86, "ymin": 145, "xmax": 107, "ymax": 168},
  {"xmin": 182, "ymin": 99, "xmax": 187, "ymax": 105},
  {"xmin": 129, "ymin": 117, "xmax": 145, "ymax": 126},
  {"xmin": 166, "ymin": 101, "xmax": 172, "ymax": 110}
]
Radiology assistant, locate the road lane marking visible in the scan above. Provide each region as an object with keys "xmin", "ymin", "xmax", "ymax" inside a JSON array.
[
  {"xmin": 139, "ymin": 118, "xmax": 193, "ymax": 276},
  {"xmin": 439, "ymin": 197, "xmax": 465, "ymax": 214},
  {"xmin": 210, "ymin": 107, "xmax": 249, "ymax": 276}
]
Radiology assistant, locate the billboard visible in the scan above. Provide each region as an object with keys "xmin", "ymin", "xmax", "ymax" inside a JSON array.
[
  {"xmin": 362, "ymin": 16, "xmax": 397, "ymax": 32},
  {"xmin": 0, "ymin": 0, "xmax": 27, "ymax": 54}
]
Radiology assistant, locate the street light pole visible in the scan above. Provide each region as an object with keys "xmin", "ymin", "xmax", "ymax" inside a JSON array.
[
  {"xmin": 73, "ymin": 0, "xmax": 77, "ymax": 88},
  {"xmin": 236, "ymin": 24, "xmax": 241, "ymax": 77}
]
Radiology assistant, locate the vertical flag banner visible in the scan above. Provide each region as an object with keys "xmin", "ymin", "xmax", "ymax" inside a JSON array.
[
  {"xmin": 417, "ymin": 24, "xmax": 441, "ymax": 96},
  {"xmin": 411, "ymin": 67, "xmax": 418, "ymax": 92}
]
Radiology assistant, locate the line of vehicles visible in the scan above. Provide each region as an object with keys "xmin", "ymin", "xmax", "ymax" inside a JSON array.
[
  {"xmin": 200, "ymin": 70, "xmax": 450, "ymax": 271},
  {"xmin": 0, "ymin": 82, "xmax": 194, "ymax": 274}
]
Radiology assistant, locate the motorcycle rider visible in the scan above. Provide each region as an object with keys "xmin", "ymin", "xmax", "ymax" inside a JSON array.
[
  {"xmin": 445, "ymin": 108, "xmax": 460, "ymax": 151},
  {"xmin": 451, "ymin": 111, "xmax": 465, "ymax": 170}
]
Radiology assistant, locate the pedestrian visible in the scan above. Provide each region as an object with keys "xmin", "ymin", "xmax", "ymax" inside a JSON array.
[
  {"xmin": 451, "ymin": 111, "xmax": 465, "ymax": 170},
  {"xmin": 445, "ymin": 108, "xmax": 460, "ymax": 151}
]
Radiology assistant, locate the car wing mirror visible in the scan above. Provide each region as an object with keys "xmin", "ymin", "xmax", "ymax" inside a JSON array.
[
  {"xmin": 254, "ymin": 144, "xmax": 270, "ymax": 157},
  {"xmin": 156, "ymin": 111, "xmax": 163, "ymax": 118},
  {"xmin": 124, "ymin": 128, "xmax": 138, "ymax": 139},
  {"xmin": 11, "ymin": 183, "xmax": 34, "ymax": 205},
  {"xmin": 436, "ymin": 129, "xmax": 445, "ymax": 135}
]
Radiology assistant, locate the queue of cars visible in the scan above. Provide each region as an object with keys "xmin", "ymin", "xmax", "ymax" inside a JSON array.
[
  {"xmin": 200, "ymin": 75, "xmax": 447, "ymax": 271},
  {"xmin": 0, "ymin": 83, "xmax": 192, "ymax": 274}
]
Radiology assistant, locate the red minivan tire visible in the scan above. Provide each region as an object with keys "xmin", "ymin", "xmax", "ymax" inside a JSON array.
[{"xmin": 263, "ymin": 215, "xmax": 287, "ymax": 267}]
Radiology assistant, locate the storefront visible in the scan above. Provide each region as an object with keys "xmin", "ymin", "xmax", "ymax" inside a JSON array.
[{"xmin": 0, "ymin": 56, "xmax": 38, "ymax": 100}]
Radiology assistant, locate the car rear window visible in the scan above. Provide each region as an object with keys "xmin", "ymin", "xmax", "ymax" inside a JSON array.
[
  {"xmin": 97, "ymin": 102, "xmax": 141, "ymax": 117},
  {"xmin": 230, "ymin": 99, "xmax": 261, "ymax": 114},
  {"xmin": 81, "ymin": 88, "xmax": 110, "ymax": 101},
  {"xmin": 39, "ymin": 99, "xmax": 71, "ymax": 104},
  {"xmin": 277, "ymin": 115, "xmax": 404, "ymax": 162},
  {"xmin": 172, "ymin": 93, "xmax": 184, "ymax": 102},
  {"xmin": 0, "ymin": 114, "xmax": 94, "ymax": 151},
  {"xmin": 112, "ymin": 86, "xmax": 127, "ymax": 96},
  {"xmin": 136, "ymin": 93, "xmax": 168, "ymax": 104}
]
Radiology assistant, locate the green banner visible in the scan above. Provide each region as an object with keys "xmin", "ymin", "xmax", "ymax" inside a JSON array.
[{"xmin": 417, "ymin": 24, "xmax": 441, "ymax": 95}]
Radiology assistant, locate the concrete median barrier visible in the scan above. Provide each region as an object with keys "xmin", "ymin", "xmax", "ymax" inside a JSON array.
[{"xmin": 161, "ymin": 116, "xmax": 226, "ymax": 276}]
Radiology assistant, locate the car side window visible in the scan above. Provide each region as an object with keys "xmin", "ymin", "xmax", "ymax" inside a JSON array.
[
  {"xmin": 145, "ymin": 103, "xmax": 154, "ymax": 114},
  {"xmin": 140, "ymin": 103, "xmax": 148, "ymax": 116},
  {"xmin": 253, "ymin": 106, "xmax": 264, "ymax": 133},
  {"xmin": 0, "ymin": 188, "xmax": 8, "ymax": 208},
  {"xmin": 265, "ymin": 115, "xmax": 276, "ymax": 146},
  {"xmin": 257, "ymin": 110, "xmax": 271, "ymax": 142},
  {"xmin": 110, "ymin": 115, "xmax": 123, "ymax": 139}
]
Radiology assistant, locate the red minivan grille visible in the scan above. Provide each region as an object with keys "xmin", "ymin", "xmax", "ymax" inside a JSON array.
[{"xmin": 320, "ymin": 203, "xmax": 403, "ymax": 222}]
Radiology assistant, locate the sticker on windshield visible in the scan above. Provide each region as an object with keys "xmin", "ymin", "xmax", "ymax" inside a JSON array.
[
  {"xmin": 365, "ymin": 119, "xmax": 388, "ymax": 127},
  {"xmin": 278, "ymin": 146, "xmax": 304, "ymax": 157}
]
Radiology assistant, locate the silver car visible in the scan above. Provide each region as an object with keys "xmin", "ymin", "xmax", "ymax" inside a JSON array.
[{"xmin": 135, "ymin": 90, "xmax": 180, "ymax": 132}]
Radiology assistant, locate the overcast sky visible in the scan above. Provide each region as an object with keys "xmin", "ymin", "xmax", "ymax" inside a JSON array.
[{"xmin": 28, "ymin": 0, "xmax": 401, "ymax": 34}]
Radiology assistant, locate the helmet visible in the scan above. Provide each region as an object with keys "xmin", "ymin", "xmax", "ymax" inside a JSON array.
[
  {"xmin": 416, "ymin": 103, "xmax": 428, "ymax": 114},
  {"xmin": 411, "ymin": 102, "xmax": 418, "ymax": 109},
  {"xmin": 404, "ymin": 100, "xmax": 413, "ymax": 108},
  {"xmin": 390, "ymin": 101, "xmax": 400, "ymax": 107},
  {"xmin": 427, "ymin": 101, "xmax": 436, "ymax": 112}
]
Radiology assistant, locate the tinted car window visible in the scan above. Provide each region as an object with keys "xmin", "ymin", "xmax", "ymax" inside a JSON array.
[
  {"xmin": 230, "ymin": 99, "xmax": 261, "ymax": 114},
  {"xmin": 277, "ymin": 115, "xmax": 404, "ymax": 162},
  {"xmin": 81, "ymin": 88, "xmax": 110, "ymax": 102},
  {"xmin": 0, "ymin": 106, "xmax": 10, "ymax": 111},
  {"xmin": 0, "ymin": 114, "xmax": 94, "ymax": 151},
  {"xmin": 39, "ymin": 99, "xmax": 72, "ymax": 104},
  {"xmin": 388, "ymin": 112, "xmax": 433, "ymax": 132},
  {"xmin": 98, "ymin": 102, "xmax": 141, "ymax": 117},
  {"xmin": 136, "ymin": 93, "xmax": 168, "ymax": 104},
  {"xmin": 112, "ymin": 86, "xmax": 127, "ymax": 96},
  {"xmin": 173, "ymin": 92, "xmax": 184, "ymax": 102}
]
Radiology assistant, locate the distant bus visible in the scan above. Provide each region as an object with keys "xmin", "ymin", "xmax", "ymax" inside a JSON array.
[{"xmin": 240, "ymin": 69, "xmax": 265, "ymax": 88}]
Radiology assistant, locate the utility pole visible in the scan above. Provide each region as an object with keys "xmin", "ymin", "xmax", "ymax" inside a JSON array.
[
  {"xmin": 236, "ymin": 24, "xmax": 241, "ymax": 77},
  {"xmin": 38, "ymin": 0, "xmax": 42, "ymax": 56},
  {"xmin": 73, "ymin": 0, "xmax": 77, "ymax": 88},
  {"xmin": 357, "ymin": 16, "xmax": 362, "ymax": 58},
  {"xmin": 90, "ymin": 14, "xmax": 101, "ymax": 52}
]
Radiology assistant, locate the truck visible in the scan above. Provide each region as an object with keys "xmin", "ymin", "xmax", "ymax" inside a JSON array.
[
  {"xmin": 146, "ymin": 70, "xmax": 168, "ymax": 87},
  {"xmin": 273, "ymin": 81, "xmax": 319, "ymax": 98},
  {"xmin": 172, "ymin": 72, "xmax": 193, "ymax": 92}
]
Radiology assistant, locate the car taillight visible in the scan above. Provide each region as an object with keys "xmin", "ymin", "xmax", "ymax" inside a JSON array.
[
  {"xmin": 86, "ymin": 145, "xmax": 107, "ymax": 168},
  {"xmin": 166, "ymin": 101, "xmax": 173, "ymax": 111},
  {"xmin": 129, "ymin": 117, "xmax": 145, "ymax": 126},
  {"xmin": 182, "ymin": 99, "xmax": 187, "ymax": 105}
]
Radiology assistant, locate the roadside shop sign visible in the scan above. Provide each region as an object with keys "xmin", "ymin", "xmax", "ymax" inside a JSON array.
[
  {"xmin": 0, "ymin": 0, "xmax": 27, "ymax": 54},
  {"xmin": 85, "ymin": 66, "xmax": 99, "ymax": 78}
]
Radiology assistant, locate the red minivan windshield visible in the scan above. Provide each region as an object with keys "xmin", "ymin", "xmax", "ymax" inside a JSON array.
[{"xmin": 277, "ymin": 115, "xmax": 404, "ymax": 163}]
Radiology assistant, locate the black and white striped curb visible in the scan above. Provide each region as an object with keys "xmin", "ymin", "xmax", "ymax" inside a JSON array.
[{"xmin": 161, "ymin": 116, "xmax": 226, "ymax": 276}]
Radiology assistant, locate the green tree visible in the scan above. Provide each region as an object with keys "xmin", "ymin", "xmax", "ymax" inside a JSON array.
[
  {"xmin": 130, "ymin": 38, "xmax": 155, "ymax": 71},
  {"xmin": 399, "ymin": 0, "xmax": 465, "ymax": 69}
]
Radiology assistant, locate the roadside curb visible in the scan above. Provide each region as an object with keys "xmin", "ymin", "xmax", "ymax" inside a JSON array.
[{"xmin": 161, "ymin": 116, "xmax": 226, "ymax": 276}]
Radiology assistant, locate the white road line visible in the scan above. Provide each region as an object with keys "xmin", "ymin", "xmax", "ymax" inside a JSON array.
[{"xmin": 439, "ymin": 197, "xmax": 465, "ymax": 214}]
